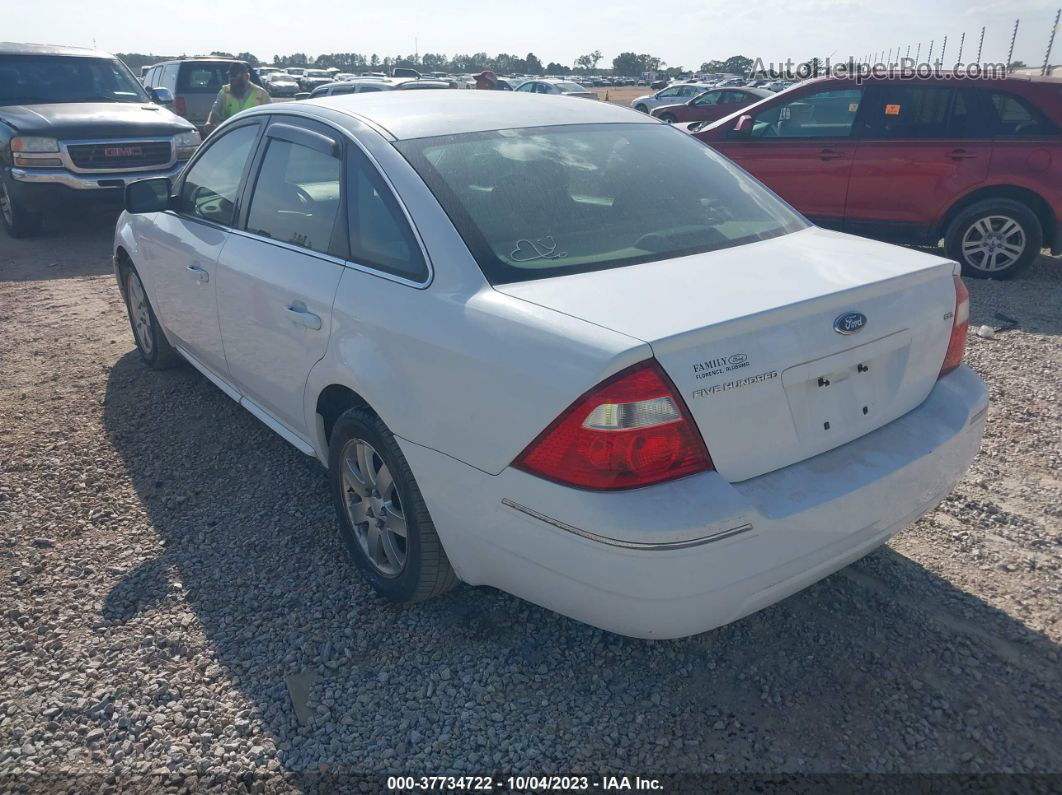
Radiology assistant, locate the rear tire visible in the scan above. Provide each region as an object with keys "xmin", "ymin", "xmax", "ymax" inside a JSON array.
[
  {"xmin": 634, "ymin": 104, "xmax": 649, "ymax": 113},
  {"xmin": 944, "ymin": 198, "xmax": 1042, "ymax": 280},
  {"xmin": 122, "ymin": 266, "xmax": 181, "ymax": 369},
  {"xmin": 0, "ymin": 174, "xmax": 43, "ymax": 238},
  {"xmin": 330, "ymin": 408, "xmax": 458, "ymax": 603}
]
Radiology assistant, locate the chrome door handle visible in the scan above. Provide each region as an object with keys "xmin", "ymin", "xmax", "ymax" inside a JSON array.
[
  {"xmin": 948, "ymin": 148, "xmax": 978, "ymax": 160},
  {"xmin": 284, "ymin": 304, "xmax": 322, "ymax": 330},
  {"xmin": 819, "ymin": 148, "xmax": 845, "ymax": 161},
  {"xmin": 186, "ymin": 264, "xmax": 209, "ymax": 284}
]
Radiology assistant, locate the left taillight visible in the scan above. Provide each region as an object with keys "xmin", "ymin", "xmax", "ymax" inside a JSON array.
[
  {"xmin": 939, "ymin": 274, "xmax": 970, "ymax": 378},
  {"xmin": 514, "ymin": 360, "xmax": 713, "ymax": 490}
]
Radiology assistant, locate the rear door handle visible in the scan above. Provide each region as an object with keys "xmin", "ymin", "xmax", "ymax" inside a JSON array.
[
  {"xmin": 818, "ymin": 148, "xmax": 845, "ymax": 161},
  {"xmin": 948, "ymin": 148, "xmax": 978, "ymax": 160},
  {"xmin": 186, "ymin": 264, "xmax": 209, "ymax": 284},
  {"xmin": 284, "ymin": 304, "xmax": 322, "ymax": 330}
]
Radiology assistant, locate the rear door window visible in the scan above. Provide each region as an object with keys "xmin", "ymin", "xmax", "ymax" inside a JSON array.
[
  {"xmin": 245, "ymin": 130, "xmax": 343, "ymax": 254},
  {"xmin": 861, "ymin": 85, "xmax": 953, "ymax": 139},
  {"xmin": 178, "ymin": 63, "xmax": 229, "ymax": 94}
]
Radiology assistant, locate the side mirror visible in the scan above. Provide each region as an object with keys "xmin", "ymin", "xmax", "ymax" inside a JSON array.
[
  {"xmin": 126, "ymin": 178, "xmax": 172, "ymax": 214},
  {"xmin": 294, "ymin": 92, "xmax": 311, "ymax": 101},
  {"xmin": 733, "ymin": 114, "xmax": 754, "ymax": 135},
  {"xmin": 148, "ymin": 86, "xmax": 174, "ymax": 106}
]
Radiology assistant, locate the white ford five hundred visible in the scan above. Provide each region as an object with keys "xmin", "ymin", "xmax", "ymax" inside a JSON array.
[{"xmin": 114, "ymin": 91, "xmax": 987, "ymax": 639}]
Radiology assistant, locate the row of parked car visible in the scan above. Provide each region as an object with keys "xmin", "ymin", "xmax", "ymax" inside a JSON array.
[{"xmin": 3, "ymin": 42, "xmax": 1060, "ymax": 282}]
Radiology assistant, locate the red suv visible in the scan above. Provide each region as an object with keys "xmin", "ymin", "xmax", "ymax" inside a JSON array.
[{"xmin": 693, "ymin": 74, "xmax": 1062, "ymax": 278}]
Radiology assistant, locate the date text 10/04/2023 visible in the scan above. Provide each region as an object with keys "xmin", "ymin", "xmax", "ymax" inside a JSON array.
[{"xmin": 386, "ymin": 775, "xmax": 664, "ymax": 791}]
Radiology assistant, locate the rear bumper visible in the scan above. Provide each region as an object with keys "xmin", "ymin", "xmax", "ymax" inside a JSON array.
[
  {"xmin": 8, "ymin": 162, "xmax": 187, "ymax": 211},
  {"xmin": 399, "ymin": 366, "xmax": 988, "ymax": 639}
]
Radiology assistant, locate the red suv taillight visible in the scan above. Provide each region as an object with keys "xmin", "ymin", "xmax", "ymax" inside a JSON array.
[
  {"xmin": 514, "ymin": 360, "xmax": 713, "ymax": 490},
  {"xmin": 175, "ymin": 96, "xmax": 187, "ymax": 116},
  {"xmin": 939, "ymin": 274, "xmax": 970, "ymax": 378}
]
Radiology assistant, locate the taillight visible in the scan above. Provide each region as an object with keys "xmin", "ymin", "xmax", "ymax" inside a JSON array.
[
  {"xmin": 175, "ymin": 96, "xmax": 186, "ymax": 116},
  {"xmin": 939, "ymin": 274, "xmax": 970, "ymax": 378},
  {"xmin": 514, "ymin": 360, "xmax": 713, "ymax": 490}
]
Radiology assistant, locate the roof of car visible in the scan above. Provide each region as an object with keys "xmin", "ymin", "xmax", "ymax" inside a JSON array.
[
  {"xmin": 0, "ymin": 41, "xmax": 114, "ymax": 58},
  {"xmin": 298, "ymin": 89, "xmax": 654, "ymax": 140}
]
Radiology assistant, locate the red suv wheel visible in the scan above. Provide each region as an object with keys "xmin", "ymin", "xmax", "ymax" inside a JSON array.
[{"xmin": 945, "ymin": 199, "xmax": 1043, "ymax": 280}]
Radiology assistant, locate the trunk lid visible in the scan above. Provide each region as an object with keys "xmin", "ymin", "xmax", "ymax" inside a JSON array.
[{"xmin": 495, "ymin": 227, "xmax": 959, "ymax": 482}]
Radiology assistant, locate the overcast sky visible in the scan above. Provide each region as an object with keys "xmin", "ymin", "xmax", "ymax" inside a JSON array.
[{"xmin": 9, "ymin": 0, "xmax": 1061, "ymax": 69}]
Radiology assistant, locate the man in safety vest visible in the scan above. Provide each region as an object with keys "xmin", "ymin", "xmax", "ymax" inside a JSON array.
[{"xmin": 205, "ymin": 62, "xmax": 270, "ymax": 132}]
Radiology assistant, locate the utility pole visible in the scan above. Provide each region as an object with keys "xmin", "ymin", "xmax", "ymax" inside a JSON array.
[
  {"xmin": 976, "ymin": 26, "xmax": 985, "ymax": 63},
  {"xmin": 928, "ymin": 40, "xmax": 934, "ymax": 63},
  {"xmin": 916, "ymin": 42, "xmax": 921, "ymax": 61},
  {"xmin": 1007, "ymin": 19, "xmax": 1020, "ymax": 68},
  {"xmin": 957, "ymin": 32, "xmax": 965, "ymax": 65},
  {"xmin": 1043, "ymin": 9, "xmax": 1060, "ymax": 75},
  {"xmin": 941, "ymin": 35, "xmax": 947, "ymax": 66}
]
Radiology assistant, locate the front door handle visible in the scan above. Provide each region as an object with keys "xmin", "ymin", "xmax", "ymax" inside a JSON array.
[
  {"xmin": 948, "ymin": 148, "xmax": 978, "ymax": 160},
  {"xmin": 186, "ymin": 264, "xmax": 209, "ymax": 284},
  {"xmin": 284, "ymin": 304, "xmax": 322, "ymax": 330},
  {"xmin": 819, "ymin": 148, "xmax": 845, "ymax": 161}
]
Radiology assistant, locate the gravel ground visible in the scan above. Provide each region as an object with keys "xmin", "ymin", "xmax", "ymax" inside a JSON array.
[{"xmin": 1, "ymin": 209, "xmax": 1060, "ymax": 790}]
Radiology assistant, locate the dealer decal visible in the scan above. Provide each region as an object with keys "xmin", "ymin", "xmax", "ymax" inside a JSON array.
[
  {"xmin": 692, "ymin": 353, "xmax": 750, "ymax": 380},
  {"xmin": 691, "ymin": 370, "xmax": 778, "ymax": 399}
]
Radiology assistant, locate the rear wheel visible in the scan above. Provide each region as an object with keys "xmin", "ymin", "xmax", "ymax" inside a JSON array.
[
  {"xmin": 330, "ymin": 408, "xmax": 458, "ymax": 603},
  {"xmin": 0, "ymin": 174, "xmax": 43, "ymax": 238},
  {"xmin": 659, "ymin": 112, "xmax": 677, "ymax": 124},
  {"xmin": 944, "ymin": 199, "xmax": 1042, "ymax": 280},
  {"xmin": 634, "ymin": 104, "xmax": 649, "ymax": 113}
]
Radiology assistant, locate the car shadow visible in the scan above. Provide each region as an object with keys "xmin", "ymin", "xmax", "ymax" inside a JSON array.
[
  {"xmin": 0, "ymin": 205, "xmax": 120, "ymax": 282},
  {"xmin": 101, "ymin": 350, "xmax": 1062, "ymax": 777}
]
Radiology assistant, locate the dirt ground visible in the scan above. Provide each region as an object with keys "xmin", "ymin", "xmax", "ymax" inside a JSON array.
[
  {"xmin": 1, "ymin": 207, "xmax": 1060, "ymax": 788},
  {"xmin": 594, "ymin": 86, "xmax": 646, "ymax": 105}
]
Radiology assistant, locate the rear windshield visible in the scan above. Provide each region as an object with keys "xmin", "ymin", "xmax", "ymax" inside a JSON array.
[
  {"xmin": 396, "ymin": 123, "xmax": 807, "ymax": 284},
  {"xmin": 0, "ymin": 55, "xmax": 147, "ymax": 105},
  {"xmin": 177, "ymin": 62, "xmax": 260, "ymax": 93}
]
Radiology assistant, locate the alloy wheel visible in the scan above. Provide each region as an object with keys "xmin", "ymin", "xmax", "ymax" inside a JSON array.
[
  {"xmin": 340, "ymin": 438, "xmax": 408, "ymax": 577},
  {"xmin": 126, "ymin": 271, "xmax": 154, "ymax": 356},
  {"xmin": 961, "ymin": 215, "xmax": 1026, "ymax": 273}
]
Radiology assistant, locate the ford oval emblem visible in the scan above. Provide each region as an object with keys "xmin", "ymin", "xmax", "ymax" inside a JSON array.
[{"xmin": 833, "ymin": 312, "xmax": 867, "ymax": 335}]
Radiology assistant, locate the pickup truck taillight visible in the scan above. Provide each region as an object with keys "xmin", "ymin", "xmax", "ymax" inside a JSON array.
[
  {"xmin": 175, "ymin": 96, "xmax": 187, "ymax": 116},
  {"xmin": 514, "ymin": 360, "xmax": 713, "ymax": 490},
  {"xmin": 939, "ymin": 275, "xmax": 970, "ymax": 378}
]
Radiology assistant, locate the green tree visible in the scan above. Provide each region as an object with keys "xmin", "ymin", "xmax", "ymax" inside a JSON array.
[
  {"xmin": 575, "ymin": 53, "xmax": 594, "ymax": 73},
  {"xmin": 612, "ymin": 52, "xmax": 641, "ymax": 76},
  {"xmin": 525, "ymin": 52, "xmax": 543, "ymax": 74},
  {"xmin": 722, "ymin": 55, "xmax": 754, "ymax": 75},
  {"xmin": 236, "ymin": 52, "xmax": 259, "ymax": 66}
]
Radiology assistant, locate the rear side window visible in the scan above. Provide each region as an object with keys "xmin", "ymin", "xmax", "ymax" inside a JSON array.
[
  {"xmin": 347, "ymin": 152, "xmax": 427, "ymax": 281},
  {"xmin": 177, "ymin": 62, "xmax": 260, "ymax": 93},
  {"xmin": 987, "ymin": 91, "xmax": 1058, "ymax": 136},
  {"xmin": 178, "ymin": 124, "xmax": 260, "ymax": 225},
  {"xmin": 862, "ymin": 85, "xmax": 952, "ymax": 139},
  {"xmin": 246, "ymin": 138, "xmax": 343, "ymax": 254}
]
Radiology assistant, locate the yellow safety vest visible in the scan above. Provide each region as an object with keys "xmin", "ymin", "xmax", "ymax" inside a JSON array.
[{"xmin": 221, "ymin": 84, "xmax": 267, "ymax": 119}]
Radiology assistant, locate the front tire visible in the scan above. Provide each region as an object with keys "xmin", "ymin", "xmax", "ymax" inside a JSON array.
[
  {"xmin": 330, "ymin": 408, "xmax": 458, "ymax": 603},
  {"xmin": 0, "ymin": 174, "xmax": 43, "ymax": 238},
  {"xmin": 122, "ymin": 266, "xmax": 181, "ymax": 369},
  {"xmin": 944, "ymin": 199, "xmax": 1042, "ymax": 280},
  {"xmin": 659, "ymin": 112, "xmax": 677, "ymax": 124}
]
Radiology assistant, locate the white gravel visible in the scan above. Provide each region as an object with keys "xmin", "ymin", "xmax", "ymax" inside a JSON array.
[{"xmin": 1, "ymin": 210, "xmax": 1060, "ymax": 789}]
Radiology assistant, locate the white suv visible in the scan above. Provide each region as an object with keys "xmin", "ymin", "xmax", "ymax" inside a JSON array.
[{"xmin": 114, "ymin": 91, "xmax": 986, "ymax": 638}]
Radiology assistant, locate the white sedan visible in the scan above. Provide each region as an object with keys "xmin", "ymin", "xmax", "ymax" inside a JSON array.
[
  {"xmin": 113, "ymin": 91, "xmax": 986, "ymax": 639},
  {"xmin": 630, "ymin": 82, "xmax": 711, "ymax": 113}
]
